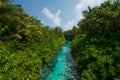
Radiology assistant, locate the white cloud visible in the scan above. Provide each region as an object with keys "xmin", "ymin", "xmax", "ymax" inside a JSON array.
[
  {"xmin": 75, "ymin": 0, "xmax": 106, "ymax": 20},
  {"xmin": 41, "ymin": 20, "xmax": 44, "ymax": 24},
  {"xmin": 64, "ymin": 19, "xmax": 76, "ymax": 31},
  {"xmin": 42, "ymin": 7, "xmax": 61, "ymax": 26},
  {"xmin": 64, "ymin": 0, "xmax": 106, "ymax": 31}
]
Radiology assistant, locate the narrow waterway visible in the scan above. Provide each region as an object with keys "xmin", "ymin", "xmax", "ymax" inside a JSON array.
[{"xmin": 40, "ymin": 41, "xmax": 78, "ymax": 80}]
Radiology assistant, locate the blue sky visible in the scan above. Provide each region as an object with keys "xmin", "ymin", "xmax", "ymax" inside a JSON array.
[{"xmin": 14, "ymin": 0, "xmax": 106, "ymax": 30}]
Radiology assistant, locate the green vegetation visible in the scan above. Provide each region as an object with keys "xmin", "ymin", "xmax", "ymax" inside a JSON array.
[
  {"xmin": 1, "ymin": 0, "xmax": 120, "ymax": 80},
  {"xmin": 64, "ymin": 26, "xmax": 79, "ymax": 41},
  {"xmin": 71, "ymin": 0, "xmax": 120, "ymax": 79},
  {"xmin": 0, "ymin": 1, "xmax": 65, "ymax": 79}
]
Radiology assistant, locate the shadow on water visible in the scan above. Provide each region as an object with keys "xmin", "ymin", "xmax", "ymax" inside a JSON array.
[{"xmin": 40, "ymin": 41, "xmax": 80, "ymax": 80}]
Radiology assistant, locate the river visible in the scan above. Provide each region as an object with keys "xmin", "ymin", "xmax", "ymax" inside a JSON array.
[{"xmin": 40, "ymin": 41, "xmax": 79, "ymax": 80}]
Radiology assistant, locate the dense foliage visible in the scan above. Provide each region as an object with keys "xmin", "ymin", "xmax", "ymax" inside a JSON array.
[
  {"xmin": 71, "ymin": 0, "xmax": 120, "ymax": 80},
  {"xmin": 0, "ymin": 1, "xmax": 65, "ymax": 79},
  {"xmin": 1, "ymin": 0, "xmax": 120, "ymax": 80},
  {"xmin": 64, "ymin": 26, "xmax": 79, "ymax": 41}
]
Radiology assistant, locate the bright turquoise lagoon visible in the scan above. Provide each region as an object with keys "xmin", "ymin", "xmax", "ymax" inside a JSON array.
[{"xmin": 40, "ymin": 41, "xmax": 78, "ymax": 80}]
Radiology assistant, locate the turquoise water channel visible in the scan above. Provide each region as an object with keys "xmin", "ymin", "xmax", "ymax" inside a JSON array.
[{"xmin": 40, "ymin": 41, "xmax": 78, "ymax": 80}]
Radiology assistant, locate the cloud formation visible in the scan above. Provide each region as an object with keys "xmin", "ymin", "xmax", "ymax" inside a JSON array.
[
  {"xmin": 64, "ymin": 19, "xmax": 76, "ymax": 31},
  {"xmin": 64, "ymin": 0, "xmax": 106, "ymax": 31},
  {"xmin": 42, "ymin": 7, "xmax": 61, "ymax": 26}
]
